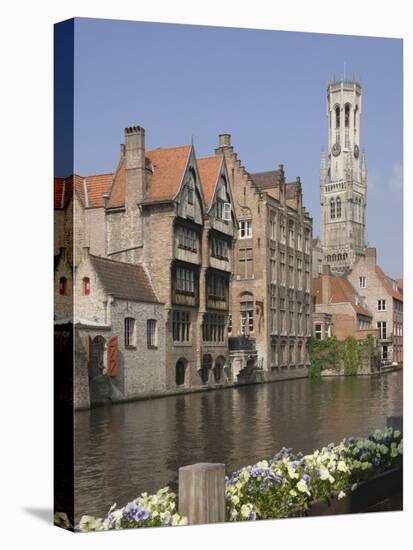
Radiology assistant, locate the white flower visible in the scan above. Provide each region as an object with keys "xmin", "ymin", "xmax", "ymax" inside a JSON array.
[
  {"xmin": 394, "ymin": 430, "xmax": 401, "ymax": 438},
  {"xmin": 338, "ymin": 491, "xmax": 346, "ymax": 500},
  {"xmin": 337, "ymin": 460, "xmax": 348, "ymax": 473},
  {"xmin": 296, "ymin": 479, "xmax": 311, "ymax": 496},
  {"xmin": 54, "ymin": 512, "xmax": 70, "ymax": 529},
  {"xmin": 78, "ymin": 515, "xmax": 105, "ymax": 532}
]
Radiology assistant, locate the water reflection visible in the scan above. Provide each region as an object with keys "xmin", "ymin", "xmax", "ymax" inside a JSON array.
[{"xmin": 74, "ymin": 371, "xmax": 402, "ymax": 521}]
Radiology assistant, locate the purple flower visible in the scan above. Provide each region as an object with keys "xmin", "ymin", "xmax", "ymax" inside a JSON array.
[
  {"xmin": 249, "ymin": 511, "xmax": 257, "ymax": 521},
  {"xmin": 162, "ymin": 513, "xmax": 171, "ymax": 526},
  {"xmin": 303, "ymin": 474, "xmax": 311, "ymax": 483},
  {"xmin": 327, "ymin": 443, "xmax": 335, "ymax": 450},
  {"xmin": 372, "ymin": 457, "xmax": 380, "ymax": 467}
]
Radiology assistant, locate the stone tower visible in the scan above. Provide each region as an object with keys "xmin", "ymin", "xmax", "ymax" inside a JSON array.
[{"xmin": 320, "ymin": 78, "xmax": 367, "ymax": 273}]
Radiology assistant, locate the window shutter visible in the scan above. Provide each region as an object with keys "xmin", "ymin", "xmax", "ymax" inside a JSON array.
[{"xmin": 107, "ymin": 336, "xmax": 118, "ymax": 377}]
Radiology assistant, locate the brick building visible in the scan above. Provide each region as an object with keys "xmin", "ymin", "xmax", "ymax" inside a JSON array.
[
  {"xmin": 311, "ymin": 265, "xmax": 377, "ymax": 342},
  {"xmin": 213, "ymin": 134, "xmax": 313, "ymax": 377},
  {"xmin": 347, "ymin": 248, "xmax": 403, "ymax": 364},
  {"xmin": 55, "ymin": 126, "xmax": 237, "ymax": 407}
]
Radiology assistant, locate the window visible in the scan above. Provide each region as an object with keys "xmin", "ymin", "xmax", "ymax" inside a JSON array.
[
  {"xmin": 305, "ymin": 260, "xmax": 310, "ymax": 291},
  {"xmin": 207, "ymin": 274, "xmax": 226, "ymax": 301},
  {"xmin": 382, "ymin": 345, "xmax": 388, "ymax": 361},
  {"xmin": 210, "ymin": 238, "xmax": 229, "ymax": 260},
  {"xmin": 288, "ymin": 223, "xmax": 294, "ymax": 247},
  {"xmin": 240, "ymin": 301, "xmax": 254, "ymax": 334},
  {"xmin": 269, "ymin": 212, "xmax": 277, "ymax": 241},
  {"xmin": 336, "ymin": 197, "xmax": 342, "ymax": 218},
  {"xmin": 177, "ymin": 226, "xmax": 197, "ymax": 251},
  {"xmin": 59, "ymin": 277, "xmax": 67, "ymax": 296},
  {"xmin": 335, "ymin": 105, "xmax": 340, "ymax": 129},
  {"xmin": 297, "ymin": 302, "xmax": 303, "ymax": 335},
  {"xmin": 345, "ymin": 104, "xmax": 350, "ymax": 128},
  {"xmin": 223, "ymin": 201, "xmax": 232, "ymax": 221},
  {"xmin": 289, "ymin": 300, "xmax": 294, "ymax": 333},
  {"xmin": 187, "ymin": 186, "xmax": 194, "ymax": 205},
  {"xmin": 280, "ymin": 252, "xmax": 286, "ymax": 286},
  {"xmin": 297, "ymin": 232, "xmax": 302, "ymax": 251},
  {"xmin": 330, "ymin": 198, "xmax": 336, "ymax": 220},
  {"xmin": 173, "ymin": 310, "xmax": 190, "ymax": 342},
  {"xmin": 288, "ymin": 255, "xmax": 294, "ymax": 288},
  {"xmin": 280, "ymin": 220, "xmax": 286, "ymax": 244},
  {"xmin": 228, "ymin": 314, "xmax": 232, "ymax": 334},
  {"xmin": 82, "ymin": 277, "xmax": 90, "ymax": 295},
  {"xmin": 175, "ymin": 267, "xmax": 195, "ymax": 294},
  {"xmin": 202, "ymin": 313, "xmax": 225, "ymax": 342},
  {"xmin": 305, "ymin": 230, "xmax": 310, "ymax": 253},
  {"xmin": 147, "ymin": 319, "xmax": 157, "ymax": 348},
  {"xmin": 270, "ymin": 248, "xmax": 276, "ymax": 283},
  {"xmin": 289, "ymin": 343, "xmax": 295, "ymax": 364},
  {"xmin": 270, "ymin": 285, "xmax": 276, "ymax": 333},
  {"xmin": 317, "ymin": 259, "xmax": 323, "ymax": 274},
  {"xmin": 238, "ymin": 219, "xmax": 252, "ymax": 239},
  {"xmin": 315, "ymin": 323, "xmax": 322, "ymax": 340},
  {"xmin": 297, "ymin": 258, "xmax": 302, "ymax": 290},
  {"xmin": 239, "ymin": 247, "xmax": 253, "ymax": 279},
  {"xmin": 377, "ymin": 299, "xmax": 386, "ymax": 311},
  {"xmin": 359, "ymin": 276, "xmax": 366, "ymax": 289},
  {"xmin": 377, "ymin": 321, "xmax": 387, "ymax": 340},
  {"xmin": 124, "ymin": 317, "xmax": 136, "ymax": 348},
  {"xmin": 280, "ymin": 299, "xmax": 286, "ymax": 333},
  {"xmin": 271, "ymin": 342, "xmax": 277, "ymax": 366}
]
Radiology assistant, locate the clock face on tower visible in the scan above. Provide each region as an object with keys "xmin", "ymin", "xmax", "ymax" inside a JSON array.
[
  {"xmin": 354, "ymin": 144, "xmax": 360, "ymax": 159},
  {"xmin": 332, "ymin": 143, "xmax": 341, "ymax": 157}
]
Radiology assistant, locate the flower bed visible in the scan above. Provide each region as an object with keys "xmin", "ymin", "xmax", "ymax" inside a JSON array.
[
  {"xmin": 225, "ymin": 426, "xmax": 402, "ymax": 521},
  {"xmin": 54, "ymin": 426, "xmax": 402, "ymax": 531}
]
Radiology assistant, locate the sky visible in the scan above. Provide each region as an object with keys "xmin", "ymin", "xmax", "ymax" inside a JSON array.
[{"xmin": 70, "ymin": 18, "xmax": 403, "ymax": 278}]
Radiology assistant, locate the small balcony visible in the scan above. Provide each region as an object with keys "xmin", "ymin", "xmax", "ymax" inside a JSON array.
[{"xmin": 228, "ymin": 335, "xmax": 256, "ymax": 351}]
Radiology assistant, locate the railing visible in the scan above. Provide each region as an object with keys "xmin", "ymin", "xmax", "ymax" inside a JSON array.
[
  {"xmin": 228, "ymin": 335, "xmax": 256, "ymax": 351},
  {"xmin": 177, "ymin": 416, "xmax": 402, "ymax": 525}
]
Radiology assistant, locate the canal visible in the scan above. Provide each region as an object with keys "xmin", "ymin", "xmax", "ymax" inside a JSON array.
[{"xmin": 74, "ymin": 370, "xmax": 402, "ymax": 521}]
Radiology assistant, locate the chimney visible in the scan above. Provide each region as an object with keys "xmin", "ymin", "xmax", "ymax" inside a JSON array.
[
  {"xmin": 219, "ymin": 133, "xmax": 231, "ymax": 147},
  {"xmin": 322, "ymin": 264, "xmax": 331, "ymax": 305},
  {"xmin": 124, "ymin": 125, "xmax": 145, "ymax": 207},
  {"xmin": 365, "ymin": 247, "xmax": 376, "ymax": 265}
]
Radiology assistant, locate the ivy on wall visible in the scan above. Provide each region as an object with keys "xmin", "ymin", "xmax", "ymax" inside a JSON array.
[{"xmin": 308, "ymin": 334, "xmax": 377, "ymax": 378}]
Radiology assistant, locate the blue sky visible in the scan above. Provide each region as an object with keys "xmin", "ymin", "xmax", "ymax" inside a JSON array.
[{"xmin": 71, "ymin": 18, "xmax": 403, "ymax": 277}]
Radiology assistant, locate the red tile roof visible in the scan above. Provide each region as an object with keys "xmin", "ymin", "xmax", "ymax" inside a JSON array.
[
  {"xmin": 54, "ymin": 174, "xmax": 112, "ymax": 209},
  {"xmin": 311, "ymin": 274, "xmax": 372, "ymax": 317},
  {"xmin": 142, "ymin": 145, "xmax": 191, "ymax": 204},
  {"xmin": 375, "ymin": 266, "xmax": 403, "ymax": 301},
  {"xmin": 197, "ymin": 156, "xmax": 223, "ymax": 209}
]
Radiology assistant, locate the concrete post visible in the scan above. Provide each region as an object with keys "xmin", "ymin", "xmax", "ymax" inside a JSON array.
[{"xmin": 178, "ymin": 463, "xmax": 226, "ymax": 525}]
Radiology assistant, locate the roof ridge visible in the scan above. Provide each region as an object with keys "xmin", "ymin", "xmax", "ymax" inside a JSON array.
[{"xmin": 90, "ymin": 254, "xmax": 144, "ymax": 269}]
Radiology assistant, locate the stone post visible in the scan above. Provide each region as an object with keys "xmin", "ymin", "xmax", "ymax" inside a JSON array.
[{"xmin": 178, "ymin": 463, "xmax": 226, "ymax": 525}]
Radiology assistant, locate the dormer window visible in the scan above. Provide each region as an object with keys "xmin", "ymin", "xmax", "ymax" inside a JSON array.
[
  {"xmin": 59, "ymin": 277, "xmax": 67, "ymax": 296},
  {"xmin": 187, "ymin": 186, "xmax": 194, "ymax": 205},
  {"xmin": 83, "ymin": 277, "xmax": 90, "ymax": 295}
]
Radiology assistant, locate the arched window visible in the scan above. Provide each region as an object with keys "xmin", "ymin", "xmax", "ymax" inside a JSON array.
[
  {"xmin": 335, "ymin": 105, "xmax": 340, "ymax": 129},
  {"xmin": 330, "ymin": 198, "xmax": 336, "ymax": 219},
  {"xmin": 345, "ymin": 103, "xmax": 351, "ymax": 128},
  {"xmin": 337, "ymin": 254, "xmax": 342, "ymax": 261},
  {"xmin": 83, "ymin": 277, "xmax": 90, "ymax": 295},
  {"xmin": 332, "ymin": 254, "xmax": 337, "ymax": 262},
  {"xmin": 59, "ymin": 277, "xmax": 67, "ymax": 296},
  {"xmin": 336, "ymin": 196, "xmax": 342, "ymax": 218}
]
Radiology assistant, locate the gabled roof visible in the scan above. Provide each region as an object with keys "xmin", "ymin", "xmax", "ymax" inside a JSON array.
[
  {"xmin": 107, "ymin": 157, "xmax": 126, "ymax": 209},
  {"xmin": 311, "ymin": 274, "xmax": 372, "ymax": 317},
  {"xmin": 375, "ymin": 265, "xmax": 403, "ymax": 301},
  {"xmin": 197, "ymin": 156, "xmax": 223, "ymax": 209},
  {"xmin": 54, "ymin": 173, "xmax": 112, "ymax": 209},
  {"xmin": 251, "ymin": 169, "xmax": 283, "ymax": 190},
  {"xmin": 90, "ymin": 255, "xmax": 160, "ymax": 304},
  {"xmin": 142, "ymin": 145, "xmax": 192, "ymax": 204}
]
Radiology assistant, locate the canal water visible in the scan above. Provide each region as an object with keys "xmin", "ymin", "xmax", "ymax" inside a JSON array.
[{"xmin": 74, "ymin": 370, "xmax": 402, "ymax": 521}]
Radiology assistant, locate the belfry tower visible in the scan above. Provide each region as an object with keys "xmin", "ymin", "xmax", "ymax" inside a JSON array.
[{"xmin": 320, "ymin": 78, "xmax": 367, "ymax": 273}]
